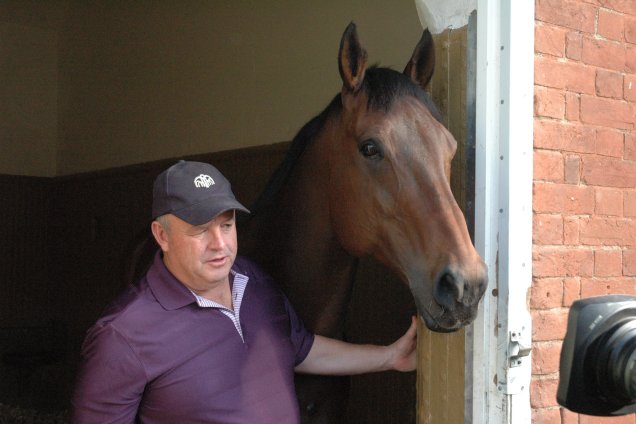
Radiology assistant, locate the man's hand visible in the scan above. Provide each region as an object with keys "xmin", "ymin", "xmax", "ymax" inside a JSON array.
[{"xmin": 385, "ymin": 315, "xmax": 418, "ymax": 372}]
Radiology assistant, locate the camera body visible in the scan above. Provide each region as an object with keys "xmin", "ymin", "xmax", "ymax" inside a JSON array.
[{"xmin": 558, "ymin": 295, "xmax": 636, "ymax": 416}]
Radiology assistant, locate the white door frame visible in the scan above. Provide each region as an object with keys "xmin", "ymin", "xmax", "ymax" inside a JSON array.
[{"xmin": 469, "ymin": 0, "xmax": 534, "ymax": 423}]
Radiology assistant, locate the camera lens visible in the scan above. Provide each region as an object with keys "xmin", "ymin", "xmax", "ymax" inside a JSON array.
[{"xmin": 590, "ymin": 320, "xmax": 636, "ymax": 403}]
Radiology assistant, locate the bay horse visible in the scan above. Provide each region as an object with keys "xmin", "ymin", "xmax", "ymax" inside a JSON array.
[
  {"xmin": 237, "ymin": 23, "xmax": 488, "ymax": 422},
  {"xmin": 125, "ymin": 22, "xmax": 487, "ymax": 423}
]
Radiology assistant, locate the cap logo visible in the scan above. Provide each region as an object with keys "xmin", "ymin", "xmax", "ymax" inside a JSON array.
[{"xmin": 194, "ymin": 174, "xmax": 215, "ymax": 188}]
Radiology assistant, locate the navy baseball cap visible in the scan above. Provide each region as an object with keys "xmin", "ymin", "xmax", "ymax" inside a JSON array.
[{"xmin": 152, "ymin": 160, "xmax": 249, "ymax": 225}]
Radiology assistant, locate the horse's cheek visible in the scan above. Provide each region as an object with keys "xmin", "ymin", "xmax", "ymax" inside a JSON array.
[{"xmin": 330, "ymin": 204, "xmax": 374, "ymax": 258}]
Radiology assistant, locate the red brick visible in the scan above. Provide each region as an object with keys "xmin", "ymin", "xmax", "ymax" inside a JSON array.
[
  {"xmin": 563, "ymin": 277, "xmax": 580, "ymax": 305},
  {"xmin": 581, "ymin": 277, "xmax": 636, "ymax": 297},
  {"xmin": 594, "ymin": 249, "xmax": 623, "ymax": 276},
  {"xmin": 626, "ymin": 16, "xmax": 636, "ymax": 44},
  {"xmin": 627, "ymin": 45, "xmax": 636, "ymax": 73},
  {"xmin": 560, "ymin": 407, "xmax": 579, "ymax": 424},
  {"xmin": 600, "ymin": 0, "xmax": 636, "ymax": 16},
  {"xmin": 598, "ymin": 9, "xmax": 625, "ymax": 42},
  {"xmin": 596, "ymin": 129, "xmax": 624, "ymax": 158},
  {"xmin": 581, "ymin": 155, "xmax": 636, "ymax": 188},
  {"xmin": 626, "ymin": 190, "xmax": 636, "ymax": 217},
  {"xmin": 533, "ymin": 246, "xmax": 594, "ymax": 277},
  {"xmin": 564, "ymin": 154, "xmax": 580, "ymax": 184},
  {"xmin": 581, "ymin": 37, "xmax": 626, "ymax": 71},
  {"xmin": 531, "ymin": 407, "xmax": 561, "ymax": 424},
  {"xmin": 534, "ymin": 214, "xmax": 563, "ymax": 245},
  {"xmin": 626, "ymin": 132, "xmax": 636, "ymax": 161},
  {"xmin": 626, "ymin": 74, "xmax": 636, "ymax": 102},
  {"xmin": 535, "ymin": 56, "xmax": 595, "ymax": 93},
  {"xmin": 565, "ymin": 92, "xmax": 580, "ymax": 121},
  {"xmin": 534, "ymin": 120, "xmax": 595, "ymax": 153},
  {"xmin": 595, "ymin": 69, "xmax": 624, "ymax": 99},
  {"xmin": 534, "ymin": 149, "xmax": 563, "ymax": 182},
  {"xmin": 531, "ymin": 277, "xmax": 564, "ymax": 308},
  {"xmin": 535, "ymin": 0, "xmax": 596, "ymax": 33},
  {"xmin": 580, "ymin": 95, "xmax": 635, "ymax": 130},
  {"xmin": 535, "ymin": 24, "xmax": 566, "ymax": 57},
  {"xmin": 533, "ymin": 181, "xmax": 595, "ymax": 214},
  {"xmin": 564, "ymin": 217, "xmax": 581, "ymax": 245},
  {"xmin": 624, "ymin": 249, "xmax": 636, "ymax": 276},
  {"xmin": 534, "ymin": 86, "xmax": 565, "ymax": 119},
  {"xmin": 595, "ymin": 187, "xmax": 623, "ymax": 217},
  {"xmin": 532, "ymin": 308, "xmax": 569, "ymax": 341},
  {"xmin": 531, "ymin": 377, "xmax": 560, "ymax": 408},
  {"xmin": 532, "ymin": 341, "xmax": 562, "ymax": 374},
  {"xmin": 578, "ymin": 0, "xmax": 600, "ymax": 6},
  {"xmin": 580, "ymin": 217, "xmax": 636, "ymax": 247},
  {"xmin": 566, "ymin": 31, "xmax": 583, "ymax": 60}
]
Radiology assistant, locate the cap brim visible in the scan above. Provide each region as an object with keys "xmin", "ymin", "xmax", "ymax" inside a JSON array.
[{"xmin": 173, "ymin": 196, "xmax": 250, "ymax": 226}]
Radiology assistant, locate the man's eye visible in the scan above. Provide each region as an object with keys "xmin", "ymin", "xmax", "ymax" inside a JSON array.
[{"xmin": 188, "ymin": 227, "xmax": 207, "ymax": 236}]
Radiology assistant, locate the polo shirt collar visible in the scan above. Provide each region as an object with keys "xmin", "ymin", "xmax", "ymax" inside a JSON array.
[{"xmin": 146, "ymin": 251, "xmax": 198, "ymax": 310}]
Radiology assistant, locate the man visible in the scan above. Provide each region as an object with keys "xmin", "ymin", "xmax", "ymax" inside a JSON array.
[{"xmin": 71, "ymin": 160, "xmax": 417, "ymax": 423}]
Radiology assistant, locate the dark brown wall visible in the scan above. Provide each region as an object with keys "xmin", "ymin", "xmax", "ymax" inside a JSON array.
[
  {"xmin": 0, "ymin": 175, "xmax": 52, "ymax": 326},
  {"xmin": 0, "ymin": 175, "xmax": 61, "ymax": 410}
]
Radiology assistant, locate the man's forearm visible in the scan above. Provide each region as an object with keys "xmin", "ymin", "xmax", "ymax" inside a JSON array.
[
  {"xmin": 294, "ymin": 317, "xmax": 417, "ymax": 376},
  {"xmin": 294, "ymin": 335, "xmax": 391, "ymax": 375}
]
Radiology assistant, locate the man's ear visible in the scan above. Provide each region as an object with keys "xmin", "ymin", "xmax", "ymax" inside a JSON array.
[{"xmin": 151, "ymin": 220, "xmax": 169, "ymax": 252}]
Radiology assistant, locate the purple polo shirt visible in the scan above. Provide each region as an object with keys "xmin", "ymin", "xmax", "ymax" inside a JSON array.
[{"xmin": 70, "ymin": 253, "xmax": 314, "ymax": 423}]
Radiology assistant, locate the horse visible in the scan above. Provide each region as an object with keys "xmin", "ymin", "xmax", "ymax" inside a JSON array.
[
  {"xmin": 125, "ymin": 22, "xmax": 488, "ymax": 423},
  {"xmin": 236, "ymin": 22, "xmax": 488, "ymax": 423}
]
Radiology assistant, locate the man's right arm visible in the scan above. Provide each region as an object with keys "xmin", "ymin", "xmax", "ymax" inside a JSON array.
[{"xmin": 70, "ymin": 324, "xmax": 146, "ymax": 424}]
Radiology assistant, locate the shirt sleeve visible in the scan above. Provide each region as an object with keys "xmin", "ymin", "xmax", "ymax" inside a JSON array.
[
  {"xmin": 283, "ymin": 293, "xmax": 316, "ymax": 366},
  {"xmin": 70, "ymin": 323, "xmax": 147, "ymax": 424}
]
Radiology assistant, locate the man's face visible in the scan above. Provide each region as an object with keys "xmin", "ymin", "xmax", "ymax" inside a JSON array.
[{"xmin": 153, "ymin": 210, "xmax": 238, "ymax": 292}]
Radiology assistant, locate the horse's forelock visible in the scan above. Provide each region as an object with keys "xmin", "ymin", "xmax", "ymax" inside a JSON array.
[{"xmin": 362, "ymin": 66, "xmax": 443, "ymax": 123}]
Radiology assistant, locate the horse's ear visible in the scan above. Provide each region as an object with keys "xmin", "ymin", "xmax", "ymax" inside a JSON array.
[
  {"xmin": 338, "ymin": 22, "xmax": 368, "ymax": 93},
  {"xmin": 403, "ymin": 29, "xmax": 435, "ymax": 90}
]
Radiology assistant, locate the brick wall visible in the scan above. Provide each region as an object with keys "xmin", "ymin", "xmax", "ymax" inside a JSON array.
[{"xmin": 533, "ymin": 0, "xmax": 636, "ymax": 423}]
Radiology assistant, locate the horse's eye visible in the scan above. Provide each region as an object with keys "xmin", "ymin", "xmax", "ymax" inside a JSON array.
[{"xmin": 359, "ymin": 140, "xmax": 383, "ymax": 159}]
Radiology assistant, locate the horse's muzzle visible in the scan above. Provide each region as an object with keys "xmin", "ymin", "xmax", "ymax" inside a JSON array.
[{"xmin": 413, "ymin": 264, "xmax": 488, "ymax": 332}]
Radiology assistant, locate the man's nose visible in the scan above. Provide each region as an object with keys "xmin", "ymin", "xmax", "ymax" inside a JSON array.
[{"xmin": 206, "ymin": 227, "xmax": 225, "ymax": 249}]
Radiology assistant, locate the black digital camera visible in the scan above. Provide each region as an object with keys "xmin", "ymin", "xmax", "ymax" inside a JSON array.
[{"xmin": 558, "ymin": 295, "xmax": 636, "ymax": 416}]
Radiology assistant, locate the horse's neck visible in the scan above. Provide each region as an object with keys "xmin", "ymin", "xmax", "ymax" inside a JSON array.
[{"xmin": 244, "ymin": 135, "xmax": 357, "ymax": 337}]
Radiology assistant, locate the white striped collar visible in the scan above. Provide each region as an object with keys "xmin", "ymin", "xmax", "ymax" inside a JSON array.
[{"xmin": 188, "ymin": 270, "xmax": 249, "ymax": 341}]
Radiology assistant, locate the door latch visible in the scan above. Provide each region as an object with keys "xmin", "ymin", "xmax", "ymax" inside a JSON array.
[{"xmin": 509, "ymin": 329, "xmax": 531, "ymax": 368}]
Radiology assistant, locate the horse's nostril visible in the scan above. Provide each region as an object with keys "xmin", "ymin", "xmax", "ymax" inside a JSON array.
[
  {"xmin": 479, "ymin": 279, "xmax": 487, "ymax": 294},
  {"xmin": 434, "ymin": 271, "xmax": 463, "ymax": 309}
]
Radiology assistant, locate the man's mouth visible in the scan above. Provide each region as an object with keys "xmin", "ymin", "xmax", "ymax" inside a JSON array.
[{"xmin": 205, "ymin": 256, "xmax": 228, "ymax": 266}]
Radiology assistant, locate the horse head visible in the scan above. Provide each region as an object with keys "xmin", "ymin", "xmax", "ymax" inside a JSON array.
[{"xmin": 327, "ymin": 23, "xmax": 487, "ymax": 332}]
